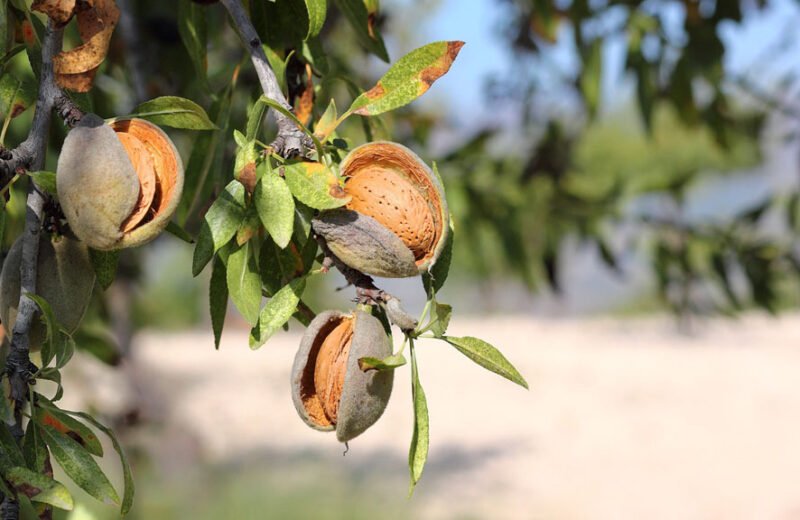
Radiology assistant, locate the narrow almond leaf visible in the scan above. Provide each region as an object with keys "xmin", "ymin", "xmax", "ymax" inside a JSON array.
[
  {"xmin": 25, "ymin": 293, "xmax": 57, "ymax": 367},
  {"xmin": 408, "ymin": 345, "xmax": 429, "ymax": 495},
  {"xmin": 249, "ymin": 277, "xmax": 306, "ymax": 349},
  {"xmin": 23, "ymin": 414, "xmax": 49, "ymax": 473},
  {"xmin": 62, "ymin": 411, "xmax": 135, "ymax": 516},
  {"xmin": 89, "ymin": 249, "xmax": 119, "ymax": 290},
  {"xmin": 225, "ymin": 241, "xmax": 261, "ymax": 326},
  {"xmin": 333, "ymin": 0, "xmax": 388, "ymax": 61},
  {"xmin": 313, "ymin": 98, "xmax": 339, "ymax": 142},
  {"xmin": 0, "ymin": 72, "xmax": 36, "ymax": 119},
  {"xmin": 580, "ymin": 40, "xmax": 602, "ymax": 118},
  {"xmin": 255, "ymin": 172, "xmax": 295, "ymax": 249},
  {"xmin": 282, "ymin": 161, "xmax": 350, "ymax": 210},
  {"xmin": 5, "ymin": 466, "xmax": 74, "ymax": 511},
  {"xmin": 347, "ymin": 40, "xmax": 464, "ymax": 117},
  {"xmin": 304, "ymin": 0, "xmax": 326, "ymax": 39},
  {"xmin": 27, "ymin": 171, "xmax": 57, "ymax": 196},
  {"xmin": 246, "ymin": 94, "xmax": 269, "ymax": 140},
  {"xmin": 428, "ymin": 301, "xmax": 452, "ymax": 338},
  {"xmin": 358, "ymin": 353, "xmax": 407, "ymax": 371},
  {"xmin": 40, "ymin": 425, "xmax": 119, "ymax": 506},
  {"xmin": 443, "ymin": 336, "xmax": 528, "ymax": 389},
  {"xmin": 192, "ymin": 180, "xmax": 247, "ymax": 276},
  {"xmin": 177, "ymin": 0, "xmax": 209, "ymax": 89},
  {"xmin": 128, "ymin": 96, "xmax": 216, "ymax": 130},
  {"xmin": 165, "ymin": 221, "xmax": 194, "ymax": 244},
  {"xmin": 233, "ymin": 138, "xmax": 258, "ymax": 192},
  {"xmin": 210, "ymin": 255, "xmax": 228, "ymax": 349},
  {"xmin": 34, "ymin": 399, "xmax": 103, "ymax": 457},
  {"xmin": 0, "ymin": 422, "xmax": 26, "ymax": 469}
]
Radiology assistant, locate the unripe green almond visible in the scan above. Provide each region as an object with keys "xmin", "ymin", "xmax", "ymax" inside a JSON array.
[
  {"xmin": 291, "ymin": 309, "xmax": 394, "ymax": 442},
  {"xmin": 57, "ymin": 115, "xmax": 185, "ymax": 250},
  {"xmin": 0, "ymin": 234, "xmax": 95, "ymax": 350},
  {"xmin": 312, "ymin": 209, "xmax": 418, "ymax": 278}
]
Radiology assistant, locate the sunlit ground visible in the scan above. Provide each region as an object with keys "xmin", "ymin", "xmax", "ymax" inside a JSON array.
[{"xmin": 47, "ymin": 313, "xmax": 800, "ymax": 520}]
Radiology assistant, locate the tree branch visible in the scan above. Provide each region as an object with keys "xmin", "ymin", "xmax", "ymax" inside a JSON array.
[
  {"xmin": 5, "ymin": 21, "xmax": 63, "ymax": 435},
  {"xmin": 314, "ymin": 233, "xmax": 418, "ymax": 331},
  {"xmin": 219, "ymin": 0, "xmax": 312, "ymax": 157}
]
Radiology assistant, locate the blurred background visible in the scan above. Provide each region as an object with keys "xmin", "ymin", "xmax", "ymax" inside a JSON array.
[{"xmin": 6, "ymin": 0, "xmax": 800, "ymax": 518}]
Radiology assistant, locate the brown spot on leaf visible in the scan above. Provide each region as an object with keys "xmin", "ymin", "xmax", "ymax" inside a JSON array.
[
  {"xmin": 364, "ymin": 82, "xmax": 385, "ymax": 101},
  {"xmin": 367, "ymin": 13, "xmax": 378, "ymax": 39},
  {"xmin": 329, "ymin": 184, "xmax": 347, "ymax": 199},
  {"xmin": 10, "ymin": 103, "xmax": 25, "ymax": 119},
  {"xmin": 237, "ymin": 162, "xmax": 257, "ymax": 194},
  {"xmin": 418, "ymin": 41, "xmax": 465, "ymax": 94},
  {"xmin": 14, "ymin": 483, "xmax": 42, "ymax": 498},
  {"xmin": 21, "ymin": 21, "xmax": 36, "ymax": 46}
]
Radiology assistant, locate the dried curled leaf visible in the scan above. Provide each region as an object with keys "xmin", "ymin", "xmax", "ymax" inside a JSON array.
[
  {"xmin": 53, "ymin": 0, "xmax": 119, "ymax": 92},
  {"xmin": 31, "ymin": 0, "xmax": 77, "ymax": 26}
]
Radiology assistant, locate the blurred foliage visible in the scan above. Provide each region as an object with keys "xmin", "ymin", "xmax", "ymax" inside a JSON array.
[{"xmin": 430, "ymin": 0, "xmax": 800, "ymax": 318}]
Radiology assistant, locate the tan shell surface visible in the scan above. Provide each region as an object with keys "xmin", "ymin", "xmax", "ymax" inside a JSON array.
[
  {"xmin": 116, "ymin": 131, "xmax": 156, "ymax": 233},
  {"xmin": 341, "ymin": 141, "xmax": 449, "ymax": 272},
  {"xmin": 0, "ymin": 235, "xmax": 95, "ymax": 350}
]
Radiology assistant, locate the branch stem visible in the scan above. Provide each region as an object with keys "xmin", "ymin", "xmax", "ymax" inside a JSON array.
[{"xmin": 219, "ymin": 0, "xmax": 311, "ymax": 156}]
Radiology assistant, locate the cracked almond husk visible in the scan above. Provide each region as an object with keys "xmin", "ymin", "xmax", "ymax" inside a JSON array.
[
  {"xmin": 291, "ymin": 309, "xmax": 394, "ymax": 442},
  {"xmin": 57, "ymin": 113, "xmax": 184, "ymax": 250},
  {"xmin": 312, "ymin": 141, "xmax": 449, "ymax": 278}
]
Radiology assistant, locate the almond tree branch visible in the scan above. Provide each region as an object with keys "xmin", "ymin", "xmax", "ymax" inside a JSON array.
[
  {"xmin": 219, "ymin": 0, "xmax": 312, "ymax": 157},
  {"xmin": 314, "ymin": 233, "xmax": 418, "ymax": 331},
  {"xmin": 1, "ymin": 22, "xmax": 64, "ymax": 519}
]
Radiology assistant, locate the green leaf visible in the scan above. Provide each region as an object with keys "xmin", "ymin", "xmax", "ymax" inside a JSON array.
[
  {"xmin": 443, "ymin": 336, "xmax": 528, "ymax": 389},
  {"xmin": 27, "ymin": 171, "xmax": 57, "ymax": 196},
  {"xmin": 282, "ymin": 161, "xmax": 350, "ymax": 210},
  {"xmin": 580, "ymin": 40, "xmax": 602, "ymax": 118},
  {"xmin": 314, "ymin": 98, "xmax": 339, "ymax": 142},
  {"xmin": 178, "ymin": 82, "xmax": 234, "ymax": 223},
  {"xmin": 246, "ymin": 95, "xmax": 269, "ymax": 140},
  {"xmin": 346, "ymin": 41, "xmax": 464, "ymax": 117},
  {"xmin": 22, "ymin": 421, "xmax": 48, "ymax": 473},
  {"xmin": 0, "ymin": 1, "xmax": 7, "ymax": 58},
  {"xmin": 89, "ymin": 249, "xmax": 119, "ymax": 291},
  {"xmin": 0, "ymin": 72, "xmax": 36, "ymax": 119},
  {"xmin": 0, "ymin": 421, "xmax": 26, "ymax": 469},
  {"xmin": 428, "ymin": 302, "xmax": 451, "ymax": 338},
  {"xmin": 62, "ymin": 411, "xmax": 135, "ymax": 516},
  {"xmin": 192, "ymin": 180, "xmax": 247, "ymax": 276},
  {"xmin": 358, "ymin": 353, "xmax": 406, "ymax": 371},
  {"xmin": 423, "ymin": 209, "xmax": 454, "ymax": 298},
  {"xmin": 178, "ymin": 0, "xmax": 209, "ymax": 90},
  {"xmin": 225, "ymin": 241, "xmax": 262, "ymax": 326},
  {"xmin": 255, "ymin": 170, "xmax": 295, "ymax": 249},
  {"xmin": 210, "ymin": 255, "xmax": 228, "ymax": 349},
  {"xmin": 34, "ymin": 399, "xmax": 103, "ymax": 457},
  {"xmin": 303, "ymin": 0, "xmax": 327, "ymax": 39},
  {"xmin": 40, "ymin": 425, "xmax": 119, "ymax": 506},
  {"xmin": 249, "ymin": 277, "xmax": 306, "ymax": 349},
  {"xmin": 128, "ymin": 96, "xmax": 216, "ymax": 130},
  {"xmin": 165, "ymin": 221, "xmax": 194, "ymax": 244},
  {"xmin": 72, "ymin": 326, "xmax": 121, "ymax": 367},
  {"xmin": 25, "ymin": 293, "xmax": 57, "ymax": 367},
  {"xmin": 4, "ymin": 466, "xmax": 74, "ymax": 511},
  {"xmin": 233, "ymin": 137, "xmax": 258, "ymax": 187},
  {"xmin": 332, "ymin": 0, "xmax": 388, "ymax": 61},
  {"xmin": 408, "ymin": 344, "xmax": 429, "ymax": 495}
]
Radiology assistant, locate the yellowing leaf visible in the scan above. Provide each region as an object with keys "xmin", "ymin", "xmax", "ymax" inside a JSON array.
[{"xmin": 347, "ymin": 40, "xmax": 464, "ymax": 117}]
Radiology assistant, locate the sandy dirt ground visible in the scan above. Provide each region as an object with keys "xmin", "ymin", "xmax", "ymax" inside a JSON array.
[{"xmin": 61, "ymin": 313, "xmax": 800, "ymax": 519}]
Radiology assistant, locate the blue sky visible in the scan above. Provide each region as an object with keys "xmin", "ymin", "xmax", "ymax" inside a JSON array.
[{"xmin": 382, "ymin": 0, "xmax": 800, "ymax": 127}]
